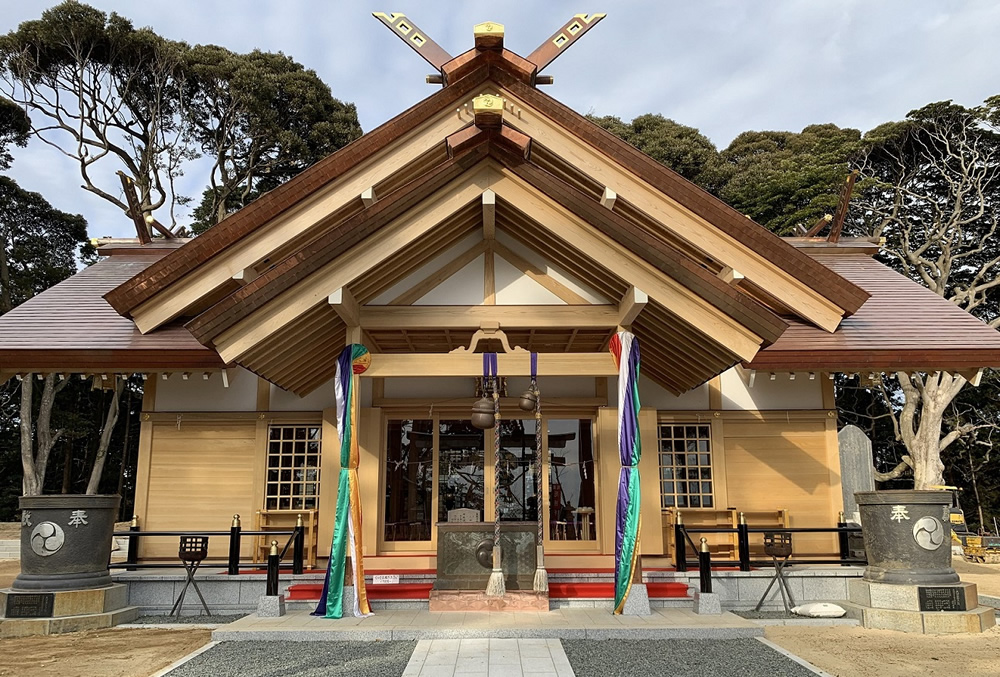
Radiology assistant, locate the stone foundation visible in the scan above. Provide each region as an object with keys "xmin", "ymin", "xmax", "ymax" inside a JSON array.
[
  {"xmin": 429, "ymin": 589, "xmax": 549, "ymax": 611},
  {"xmin": 844, "ymin": 579, "xmax": 996, "ymax": 634},
  {"xmin": 0, "ymin": 584, "xmax": 138, "ymax": 637}
]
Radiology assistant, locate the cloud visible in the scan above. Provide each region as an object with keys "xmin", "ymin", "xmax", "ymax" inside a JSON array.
[{"xmin": 2, "ymin": 0, "xmax": 998, "ymax": 238}]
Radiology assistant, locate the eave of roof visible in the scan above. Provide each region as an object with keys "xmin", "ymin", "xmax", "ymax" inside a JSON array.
[
  {"xmin": 0, "ymin": 255, "xmax": 223, "ymax": 372},
  {"xmin": 748, "ymin": 254, "xmax": 1000, "ymax": 371}
]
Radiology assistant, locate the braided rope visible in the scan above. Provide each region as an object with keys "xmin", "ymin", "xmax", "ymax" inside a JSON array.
[
  {"xmin": 492, "ymin": 373, "xmax": 501, "ymax": 549},
  {"xmin": 533, "ymin": 377, "xmax": 543, "ymax": 546}
]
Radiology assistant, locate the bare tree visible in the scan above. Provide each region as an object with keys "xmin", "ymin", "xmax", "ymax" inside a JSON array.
[
  {"xmin": 851, "ymin": 100, "xmax": 1000, "ymax": 489},
  {"xmin": 19, "ymin": 374, "xmax": 126, "ymax": 496},
  {"xmin": 0, "ymin": 2, "xmax": 191, "ymax": 230}
]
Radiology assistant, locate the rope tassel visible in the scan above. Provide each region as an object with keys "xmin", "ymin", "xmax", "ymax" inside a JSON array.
[{"xmin": 485, "ymin": 353, "xmax": 506, "ymax": 598}]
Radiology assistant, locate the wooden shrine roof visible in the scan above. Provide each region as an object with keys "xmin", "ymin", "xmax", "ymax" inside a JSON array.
[
  {"xmin": 0, "ymin": 253, "xmax": 223, "ymax": 371},
  {"xmin": 747, "ymin": 254, "xmax": 1000, "ymax": 371}
]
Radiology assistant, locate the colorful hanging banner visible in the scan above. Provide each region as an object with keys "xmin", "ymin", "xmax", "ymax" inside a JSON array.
[
  {"xmin": 313, "ymin": 343, "xmax": 373, "ymax": 619},
  {"xmin": 609, "ymin": 331, "xmax": 641, "ymax": 614}
]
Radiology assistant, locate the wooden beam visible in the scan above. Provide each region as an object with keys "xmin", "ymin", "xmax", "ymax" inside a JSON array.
[
  {"xmin": 490, "ymin": 172, "xmax": 764, "ymax": 361},
  {"xmin": 372, "ymin": 13, "xmax": 453, "ymax": 70},
  {"xmin": 527, "ymin": 14, "xmax": 607, "ymax": 73},
  {"xmin": 328, "ymin": 287, "xmax": 361, "ymax": 327},
  {"xmin": 213, "ymin": 167, "xmax": 493, "ymax": 363},
  {"xmin": 130, "ymin": 103, "xmax": 470, "ymax": 333},
  {"xmin": 717, "ymin": 267, "xmax": 744, "ymax": 284},
  {"xmin": 484, "ymin": 244, "xmax": 496, "ymax": 305},
  {"xmin": 390, "ymin": 240, "xmax": 488, "ymax": 306},
  {"xmin": 960, "ymin": 368, "xmax": 984, "ymax": 387},
  {"xmin": 361, "ymin": 187, "xmax": 377, "ymax": 207},
  {"xmin": 360, "ymin": 304, "xmax": 618, "ymax": 330},
  {"xmin": 366, "ymin": 352, "xmax": 617, "ymax": 377},
  {"xmin": 601, "ymin": 187, "xmax": 616, "ymax": 210},
  {"xmin": 482, "ymin": 189, "xmax": 496, "ymax": 240},
  {"xmin": 495, "ymin": 88, "xmax": 848, "ymax": 332},
  {"xmin": 492, "ymin": 240, "xmax": 589, "ymax": 305},
  {"xmin": 617, "ymin": 286, "xmax": 648, "ymax": 328}
]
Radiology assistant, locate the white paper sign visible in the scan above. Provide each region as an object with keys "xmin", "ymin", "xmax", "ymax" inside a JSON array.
[{"xmin": 372, "ymin": 574, "xmax": 400, "ymax": 585}]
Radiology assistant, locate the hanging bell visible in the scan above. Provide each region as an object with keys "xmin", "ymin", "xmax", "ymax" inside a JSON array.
[
  {"xmin": 518, "ymin": 388, "xmax": 537, "ymax": 412},
  {"xmin": 471, "ymin": 396, "xmax": 496, "ymax": 429}
]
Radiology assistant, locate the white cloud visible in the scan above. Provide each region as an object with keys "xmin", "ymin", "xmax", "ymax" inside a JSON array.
[{"xmin": 1, "ymin": 0, "xmax": 998, "ymax": 238}]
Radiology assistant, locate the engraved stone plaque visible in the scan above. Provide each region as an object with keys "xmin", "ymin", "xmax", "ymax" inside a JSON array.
[
  {"xmin": 447, "ymin": 508, "xmax": 480, "ymax": 523},
  {"xmin": 918, "ymin": 586, "xmax": 967, "ymax": 611},
  {"xmin": 5, "ymin": 592, "xmax": 55, "ymax": 618}
]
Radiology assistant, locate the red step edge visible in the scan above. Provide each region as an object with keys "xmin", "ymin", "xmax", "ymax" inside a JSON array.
[{"xmin": 285, "ymin": 581, "xmax": 689, "ymax": 601}]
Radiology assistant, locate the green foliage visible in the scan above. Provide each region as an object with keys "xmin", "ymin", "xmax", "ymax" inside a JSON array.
[
  {"xmin": 588, "ymin": 113, "xmax": 719, "ymax": 185},
  {"xmin": 0, "ymin": 1, "xmax": 190, "ymax": 219},
  {"xmin": 0, "ymin": 177, "xmax": 91, "ymax": 312},
  {"xmin": 713, "ymin": 124, "xmax": 862, "ymax": 235},
  {"xmin": 184, "ymin": 46, "xmax": 362, "ymax": 233},
  {"xmin": 0, "ymin": 96, "xmax": 28, "ymax": 170}
]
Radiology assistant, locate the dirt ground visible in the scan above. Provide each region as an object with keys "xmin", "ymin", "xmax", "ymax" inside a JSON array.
[
  {"xmin": 0, "ymin": 561, "xmax": 19, "ymax": 589},
  {"xmin": 766, "ymin": 624, "xmax": 1000, "ymax": 677},
  {"xmin": 0, "ymin": 628, "xmax": 211, "ymax": 677},
  {"xmin": 952, "ymin": 555, "xmax": 1000, "ymax": 596}
]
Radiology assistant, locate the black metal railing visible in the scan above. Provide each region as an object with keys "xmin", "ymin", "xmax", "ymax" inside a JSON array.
[
  {"xmin": 674, "ymin": 514, "xmax": 865, "ymax": 573},
  {"xmin": 111, "ymin": 514, "xmax": 306, "ymax": 577}
]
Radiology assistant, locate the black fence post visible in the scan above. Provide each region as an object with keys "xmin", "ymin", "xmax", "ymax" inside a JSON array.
[
  {"xmin": 837, "ymin": 511, "xmax": 850, "ymax": 566},
  {"xmin": 228, "ymin": 514, "xmax": 241, "ymax": 576},
  {"xmin": 126, "ymin": 514, "xmax": 140, "ymax": 572},
  {"xmin": 674, "ymin": 512, "xmax": 687, "ymax": 572},
  {"xmin": 737, "ymin": 512, "xmax": 751, "ymax": 572},
  {"xmin": 698, "ymin": 537, "xmax": 713, "ymax": 594},
  {"xmin": 266, "ymin": 540, "xmax": 280, "ymax": 596},
  {"xmin": 293, "ymin": 514, "xmax": 304, "ymax": 575}
]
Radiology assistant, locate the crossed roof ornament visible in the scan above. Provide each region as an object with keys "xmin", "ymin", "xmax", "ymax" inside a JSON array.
[{"xmin": 372, "ymin": 12, "xmax": 606, "ymax": 85}]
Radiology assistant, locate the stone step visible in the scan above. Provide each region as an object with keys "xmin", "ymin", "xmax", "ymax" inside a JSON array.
[{"xmin": 841, "ymin": 600, "xmax": 996, "ymax": 634}]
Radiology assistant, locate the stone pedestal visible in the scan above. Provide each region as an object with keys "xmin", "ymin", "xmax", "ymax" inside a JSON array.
[
  {"xmin": 256, "ymin": 594, "xmax": 285, "ymax": 618},
  {"xmin": 844, "ymin": 579, "xmax": 995, "ymax": 634},
  {"xmin": 0, "ymin": 584, "xmax": 138, "ymax": 637},
  {"xmin": 693, "ymin": 591, "xmax": 721, "ymax": 615},
  {"xmin": 621, "ymin": 582, "xmax": 651, "ymax": 616}
]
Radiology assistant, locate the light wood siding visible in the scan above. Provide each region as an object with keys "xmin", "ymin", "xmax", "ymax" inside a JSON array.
[
  {"xmin": 722, "ymin": 413, "xmax": 841, "ymax": 557},
  {"xmin": 141, "ymin": 420, "xmax": 258, "ymax": 560}
]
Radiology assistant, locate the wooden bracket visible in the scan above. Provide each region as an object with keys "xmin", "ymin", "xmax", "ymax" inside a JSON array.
[
  {"xmin": 451, "ymin": 323, "xmax": 528, "ymax": 354},
  {"xmin": 617, "ymin": 286, "xmax": 648, "ymax": 328},
  {"xmin": 328, "ymin": 288, "xmax": 361, "ymax": 327},
  {"xmin": 601, "ymin": 187, "xmax": 617, "ymax": 210},
  {"xmin": 482, "ymin": 190, "xmax": 496, "ymax": 240},
  {"xmin": 959, "ymin": 368, "xmax": 984, "ymax": 387}
]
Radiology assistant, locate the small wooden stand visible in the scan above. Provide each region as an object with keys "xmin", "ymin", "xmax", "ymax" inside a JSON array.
[{"xmin": 253, "ymin": 509, "xmax": 318, "ymax": 569}]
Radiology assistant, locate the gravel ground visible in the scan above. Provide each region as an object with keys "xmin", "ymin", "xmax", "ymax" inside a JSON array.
[
  {"xmin": 562, "ymin": 639, "xmax": 817, "ymax": 677},
  {"xmin": 132, "ymin": 614, "xmax": 247, "ymax": 625},
  {"xmin": 164, "ymin": 641, "xmax": 417, "ymax": 677}
]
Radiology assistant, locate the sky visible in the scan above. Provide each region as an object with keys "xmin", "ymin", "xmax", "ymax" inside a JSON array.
[{"xmin": 2, "ymin": 0, "xmax": 999, "ymax": 240}]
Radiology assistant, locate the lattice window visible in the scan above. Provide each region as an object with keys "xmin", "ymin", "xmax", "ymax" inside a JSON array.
[
  {"xmin": 658, "ymin": 424, "xmax": 713, "ymax": 509},
  {"xmin": 266, "ymin": 425, "xmax": 322, "ymax": 511}
]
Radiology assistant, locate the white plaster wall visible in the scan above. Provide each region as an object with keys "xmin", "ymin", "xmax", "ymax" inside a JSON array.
[
  {"xmin": 384, "ymin": 377, "xmax": 474, "ymax": 400},
  {"xmin": 495, "ymin": 231, "xmax": 607, "ymax": 303},
  {"xmin": 268, "ymin": 378, "xmax": 371, "ymax": 412},
  {"xmin": 414, "ymin": 254, "xmax": 486, "ymax": 305},
  {"xmin": 155, "ymin": 367, "xmax": 258, "ymax": 412},
  {"xmin": 720, "ymin": 367, "xmax": 824, "ymax": 410},
  {"xmin": 494, "ymin": 256, "xmax": 562, "ymax": 304},
  {"xmin": 610, "ymin": 376, "xmax": 710, "ymax": 411},
  {"xmin": 370, "ymin": 233, "xmax": 480, "ymax": 305}
]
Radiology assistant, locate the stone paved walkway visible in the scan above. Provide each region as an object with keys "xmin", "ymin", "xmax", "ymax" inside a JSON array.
[
  {"xmin": 401, "ymin": 639, "xmax": 574, "ymax": 677},
  {"xmin": 213, "ymin": 608, "xmax": 762, "ymax": 641}
]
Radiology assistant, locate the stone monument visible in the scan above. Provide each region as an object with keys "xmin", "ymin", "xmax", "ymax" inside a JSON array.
[
  {"xmin": 837, "ymin": 425, "xmax": 875, "ymax": 520},
  {"xmin": 844, "ymin": 490, "xmax": 994, "ymax": 633}
]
